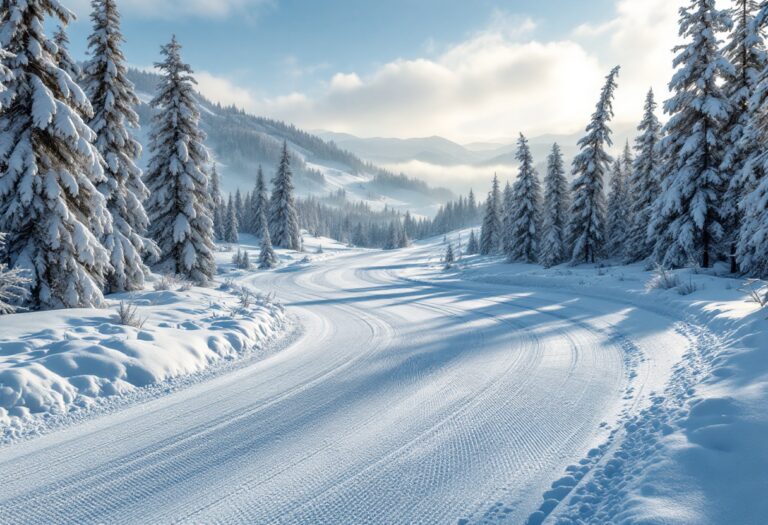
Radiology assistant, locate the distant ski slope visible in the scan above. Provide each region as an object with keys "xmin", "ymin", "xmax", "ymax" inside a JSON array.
[{"xmin": 0, "ymin": 237, "xmax": 697, "ymax": 524}]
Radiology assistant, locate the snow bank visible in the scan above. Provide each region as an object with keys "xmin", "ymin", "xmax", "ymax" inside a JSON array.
[
  {"xmin": 411, "ymin": 231, "xmax": 768, "ymax": 524},
  {"xmin": 0, "ymin": 277, "xmax": 286, "ymax": 439}
]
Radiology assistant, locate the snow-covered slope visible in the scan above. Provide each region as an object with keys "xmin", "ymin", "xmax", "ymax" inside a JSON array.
[
  {"xmin": 1, "ymin": 233, "xmax": 759, "ymax": 523},
  {"xmin": 127, "ymin": 70, "xmax": 452, "ymax": 217}
]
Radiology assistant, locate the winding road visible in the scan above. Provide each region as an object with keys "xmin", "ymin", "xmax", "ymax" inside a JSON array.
[{"xmin": 0, "ymin": 240, "xmax": 689, "ymax": 524}]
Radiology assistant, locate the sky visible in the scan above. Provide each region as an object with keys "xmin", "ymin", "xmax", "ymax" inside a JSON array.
[{"xmin": 63, "ymin": 0, "xmax": 692, "ymax": 144}]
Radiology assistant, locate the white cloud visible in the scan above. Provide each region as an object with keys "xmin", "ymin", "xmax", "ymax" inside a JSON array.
[
  {"xmin": 246, "ymin": 1, "xmax": 690, "ymax": 142},
  {"xmin": 124, "ymin": 1, "xmax": 698, "ymax": 145}
]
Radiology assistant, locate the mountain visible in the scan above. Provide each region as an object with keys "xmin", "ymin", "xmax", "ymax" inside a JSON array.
[{"xmin": 126, "ymin": 69, "xmax": 453, "ymax": 217}]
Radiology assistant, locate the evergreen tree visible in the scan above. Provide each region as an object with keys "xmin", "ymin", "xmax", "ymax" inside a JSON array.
[
  {"xmin": 0, "ymin": 1, "xmax": 113, "ymax": 309},
  {"xmin": 605, "ymin": 160, "xmax": 628, "ymax": 258},
  {"xmin": 501, "ymin": 181, "xmax": 515, "ymax": 258},
  {"xmin": 145, "ymin": 36, "xmax": 215, "ymax": 283},
  {"xmin": 626, "ymin": 89, "xmax": 663, "ymax": 263},
  {"xmin": 269, "ymin": 142, "xmax": 301, "ymax": 250},
  {"xmin": 737, "ymin": 4, "xmax": 768, "ymax": 275},
  {"xmin": 234, "ymin": 188, "xmax": 244, "ymax": 229},
  {"xmin": 507, "ymin": 134, "xmax": 541, "ymax": 263},
  {"xmin": 566, "ymin": 66, "xmax": 620, "ymax": 264},
  {"xmin": 722, "ymin": 0, "xmax": 766, "ymax": 272},
  {"xmin": 540, "ymin": 143, "xmax": 570, "ymax": 267},
  {"xmin": 258, "ymin": 218, "xmax": 278, "ymax": 269},
  {"xmin": 53, "ymin": 25, "xmax": 80, "ymax": 81},
  {"xmin": 83, "ymin": 0, "xmax": 156, "ymax": 293},
  {"xmin": 352, "ymin": 222, "xmax": 366, "ymax": 247},
  {"xmin": 466, "ymin": 229, "xmax": 479, "ymax": 255},
  {"xmin": 384, "ymin": 221, "xmax": 399, "ymax": 250},
  {"xmin": 250, "ymin": 165, "xmax": 268, "ymax": 236},
  {"xmin": 650, "ymin": 0, "xmax": 732, "ymax": 269},
  {"xmin": 479, "ymin": 175, "xmax": 502, "ymax": 255},
  {"xmin": 0, "ymin": 233, "xmax": 29, "ymax": 314},
  {"xmin": 224, "ymin": 194, "xmax": 239, "ymax": 244},
  {"xmin": 210, "ymin": 164, "xmax": 225, "ymax": 241},
  {"xmin": 444, "ymin": 243, "xmax": 455, "ymax": 269}
]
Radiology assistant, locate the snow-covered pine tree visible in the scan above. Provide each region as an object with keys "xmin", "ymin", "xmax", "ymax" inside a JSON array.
[
  {"xmin": 479, "ymin": 175, "xmax": 502, "ymax": 255},
  {"xmin": 0, "ymin": 233, "xmax": 29, "ymax": 314},
  {"xmin": 507, "ymin": 133, "xmax": 542, "ymax": 263},
  {"xmin": 269, "ymin": 142, "xmax": 301, "ymax": 250},
  {"xmin": 234, "ymin": 188, "xmax": 244, "ymax": 230},
  {"xmin": 145, "ymin": 36, "xmax": 215, "ymax": 283},
  {"xmin": 250, "ymin": 165, "xmax": 268, "ymax": 236},
  {"xmin": 224, "ymin": 194, "xmax": 239, "ymax": 244},
  {"xmin": 352, "ymin": 222, "xmax": 366, "ymax": 247},
  {"xmin": 0, "ymin": 2, "xmax": 113, "ymax": 309},
  {"xmin": 723, "ymin": 0, "xmax": 768, "ymax": 272},
  {"xmin": 650, "ymin": 0, "xmax": 732, "ymax": 269},
  {"xmin": 566, "ymin": 66, "xmax": 620, "ymax": 264},
  {"xmin": 444, "ymin": 243, "xmax": 455, "ymax": 269},
  {"xmin": 210, "ymin": 164, "xmax": 225, "ymax": 241},
  {"xmin": 605, "ymin": 159, "xmax": 628, "ymax": 258},
  {"xmin": 53, "ymin": 25, "xmax": 80, "ymax": 81},
  {"xmin": 626, "ymin": 89, "xmax": 663, "ymax": 263},
  {"xmin": 384, "ymin": 221, "xmax": 399, "ymax": 250},
  {"xmin": 258, "ymin": 218, "xmax": 278, "ymax": 269},
  {"xmin": 83, "ymin": 0, "xmax": 157, "ymax": 293},
  {"xmin": 466, "ymin": 229, "xmax": 479, "ymax": 255},
  {"xmin": 540, "ymin": 143, "xmax": 570, "ymax": 268},
  {"xmin": 501, "ymin": 181, "xmax": 515, "ymax": 258},
  {"xmin": 736, "ymin": 4, "xmax": 768, "ymax": 275}
]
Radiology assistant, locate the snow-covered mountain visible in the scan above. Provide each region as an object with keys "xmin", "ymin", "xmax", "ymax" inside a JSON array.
[
  {"xmin": 315, "ymin": 126, "xmax": 639, "ymax": 195},
  {"xmin": 126, "ymin": 69, "xmax": 453, "ymax": 217}
]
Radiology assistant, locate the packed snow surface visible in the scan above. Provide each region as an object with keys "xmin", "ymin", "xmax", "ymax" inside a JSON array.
[{"xmin": 0, "ymin": 233, "xmax": 765, "ymax": 524}]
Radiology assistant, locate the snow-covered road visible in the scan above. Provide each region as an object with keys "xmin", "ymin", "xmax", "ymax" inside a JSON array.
[{"xmin": 0, "ymin": 241, "xmax": 691, "ymax": 524}]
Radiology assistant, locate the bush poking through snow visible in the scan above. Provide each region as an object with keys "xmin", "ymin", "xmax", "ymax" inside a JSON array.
[
  {"xmin": 740, "ymin": 279, "xmax": 768, "ymax": 307},
  {"xmin": 676, "ymin": 278, "xmax": 698, "ymax": 296},
  {"xmin": 114, "ymin": 301, "xmax": 147, "ymax": 329},
  {"xmin": 154, "ymin": 274, "xmax": 178, "ymax": 291},
  {"xmin": 646, "ymin": 266, "xmax": 681, "ymax": 291}
]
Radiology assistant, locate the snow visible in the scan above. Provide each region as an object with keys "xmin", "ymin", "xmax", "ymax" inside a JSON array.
[
  {"xmin": 0, "ymin": 272, "xmax": 286, "ymax": 442},
  {"xmin": 0, "ymin": 229, "xmax": 766, "ymax": 523},
  {"xmin": 415, "ymin": 229, "xmax": 768, "ymax": 524}
]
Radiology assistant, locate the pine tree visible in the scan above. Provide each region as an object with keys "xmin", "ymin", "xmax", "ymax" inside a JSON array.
[
  {"xmin": 722, "ymin": 0, "xmax": 767, "ymax": 273},
  {"xmin": 540, "ymin": 143, "xmax": 570, "ymax": 267},
  {"xmin": 0, "ymin": 2, "xmax": 113, "ymax": 309},
  {"xmin": 53, "ymin": 25, "xmax": 80, "ymax": 81},
  {"xmin": 626, "ymin": 89, "xmax": 663, "ymax": 263},
  {"xmin": 566, "ymin": 66, "xmax": 620, "ymax": 264},
  {"xmin": 501, "ymin": 181, "xmax": 515, "ymax": 257},
  {"xmin": 145, "ymin": 36, "xmax": 215, "ymax": 283},
  {"xmin": 258, "ymin": 218, "xmax": 278, "ymax": 269},
  {"xmin": 234, "ymin": 188, "xmax": 244, "ymax": 230},
  {"xmin": 83, "ymin": 0, "xmax": 156, "ymax": 293},
  {"xmin": 650, "ymin": 0, "xmax": 732, "ymax": 269},
  {"xmin": 466, "ymin": 229, "xmax": 479, "ymax": 255},
  {"xmin": 444, "ymin": 243, "xmax": 455, "ymax": 269},
  {"xmin": 605, "ymin": 160, "xmax": 628, "ymax": 258},
  {"xmin": 269, "ymin": 142, "xmax": 301, "ymax": 250},
  {"xmin": 352, "ymin": 222, "xmax": 366, "ymax": 247},
  {"xmin": 0, "ymin": 233, "xmax": 29, "ymax": 314},
  {"xmin": 210, "ymin": 164, "xmax": 225, "ymax": 241},
  {"xmin": 224, "ymin": 195, "xmax": 239, "ymax": 244},
  {"xmin": 507, "ymin": 134, "xmax": 541, "ymax": 263},
  {"xmin": 250, "ymin": 165, "xmax": 268, "ymax": 236},
  {"xmin": 479, "ymin": 175, "xmax": 502, "ymax": 255}
]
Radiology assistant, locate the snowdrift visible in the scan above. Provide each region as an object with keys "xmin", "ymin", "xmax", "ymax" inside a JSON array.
[{"xmin": 0, "ymin": 278, "xmax": 286, "ymax": 439}]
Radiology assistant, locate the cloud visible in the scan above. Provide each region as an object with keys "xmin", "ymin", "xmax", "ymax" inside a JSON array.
[
  {"xmin": 246, "ymin": 1, "xmax": 689, "ymax": 142},
  {"xmin": 135, "ymin": 1, "xmax": 695, "ymax": 145}
]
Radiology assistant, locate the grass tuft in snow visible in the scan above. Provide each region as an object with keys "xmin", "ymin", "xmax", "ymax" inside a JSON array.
[
  {"xmin": 114, "ymin": 300, "xmax": 147, "ymax": 329},
  {"xmin": 645, "ymin": 266, "xmax": 680, "ymax": 291}
]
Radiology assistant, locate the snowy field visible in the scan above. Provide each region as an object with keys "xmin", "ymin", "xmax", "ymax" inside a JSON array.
[{"xmin": 0, "ymin": 232, "xmax": 765, "ymax": 524}]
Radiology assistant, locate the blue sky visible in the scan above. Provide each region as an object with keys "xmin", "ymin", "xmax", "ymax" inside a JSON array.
[{"xmin": 64, "ymin": 0, "xmax": 683, "ymax": 142}]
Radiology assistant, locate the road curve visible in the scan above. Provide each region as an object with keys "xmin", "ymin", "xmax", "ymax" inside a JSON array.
[{"xmin": 0, "ymin": 242, "xmax": 686, "ymax": 524}]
